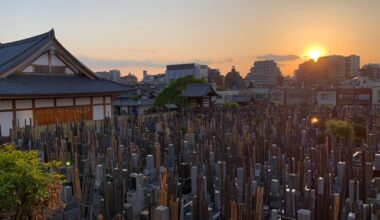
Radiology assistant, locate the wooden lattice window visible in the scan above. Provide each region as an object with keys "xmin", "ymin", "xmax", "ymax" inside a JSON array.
[
  {"xmin": 51, "ymin": 66, "xmax": 66, "ymax": 74},
  {"xmin": 33, "ymin": 65, "xmax": 49, "ymax": 73}
]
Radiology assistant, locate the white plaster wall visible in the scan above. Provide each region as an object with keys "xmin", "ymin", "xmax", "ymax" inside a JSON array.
[
  {"xmin": 105, "ymin": 96, "xmax": 111, "ymax": 104},
  {"xmin": 93, "ymin": 105, "xmax": 104, "ymax": 120},
  {"xmin": 0, "ymin": 111, "xmax": 13, "ymax": 136},
  {"xmin": 105, "ymin": 105, "xmax": 112, "ymax": 118},
  {"xmin": 51, "ymin": 54, "xmax": 65, "ymax": 66},
  {"xmin": 56, "ymin": 98, "xmax": 74, "ymax": 107},
  {"xmin": 22, "ymin": 66, "xmax": 34, "ymax": 73},
  {"xmin": 66, "ymin": 67, "xmax": 74, "ymax": 74},
  {"xmin": 32, "ymin": 53, "xmax": 49, "ymax": 65},
  {"xmin": 315, "ymin": 91, "xmax": 336, "ymax": 106},
  {"xmin": 76, "ymin": 97, "xmax": 91, "ymax": 106},
  {"xmin": 16, "ymin": 110, "xmax": 33, "ymax": 127},
  {"xmin": 93, "ymin": 97, "xmax": 103, "ymax": 104},
  {"xmin": 0, "ymin": 101, "xmax": 13, "ymax": 110},
  {"xmin": 35, "ymin": 99, "xmax": 54, "ymax": 108},
  {"xmin": 16, "ymin": 100, "xmax": 32, "ymax": 109}
]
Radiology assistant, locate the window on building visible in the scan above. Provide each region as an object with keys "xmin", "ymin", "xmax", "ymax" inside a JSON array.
[{"xmin": 356, "ymin": 94, "xmax": 370, "ymax": 100}]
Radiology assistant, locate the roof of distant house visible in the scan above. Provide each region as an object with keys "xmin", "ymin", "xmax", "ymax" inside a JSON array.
[
  {"xmin": 233, "ymin": 95, "xmax": 254, "ymax": 103},
  {"xmin": 181, "ymin": 83, "xmax": 218, "ymax": 97}
]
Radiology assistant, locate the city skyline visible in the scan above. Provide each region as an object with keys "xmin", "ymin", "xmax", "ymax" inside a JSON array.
[{"xmin": 2, "ymin": 0, "xmax": 380, "ymax": 79}]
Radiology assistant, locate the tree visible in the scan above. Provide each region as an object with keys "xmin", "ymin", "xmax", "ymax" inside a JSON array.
[
  {"xmin": 154, "ymin": 76, "xmax": 206, "ymax": 107},
  {"xmin": 325, "ymin": 119, "xmax": 354, "ymax": 140},
  {"xmin": 224, "ymin": 101, "xmax": 239, "ymax": 108},
  {"xmin": 0, "ymin": 145, "xmax": 63, "ymax": 219}
]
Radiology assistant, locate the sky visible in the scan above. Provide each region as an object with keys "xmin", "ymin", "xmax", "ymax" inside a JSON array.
[{"xmin": 1, "ymin": 0, "xmax": 380, "ymax": 79}]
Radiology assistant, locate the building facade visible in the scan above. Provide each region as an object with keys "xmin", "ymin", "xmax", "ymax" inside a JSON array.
[
  {"xmin": 269, "ymin": 89, "xmax": 285, "ymax": 105},
  {"xmin": 315, "ymin": 90, "xmax": 337, "ymax": 106},
  {"xmin": 165, "ymin": 63, "xmax": 208, "ymax": 82},
  {"xmin": 207, "ymin": 68, "xmax": 224, "ymax": 88},
  {"xmin": 336, "ymin": 88, "xmax": 372, "ymax": 106},
  {"xmin": 119, "ymin": 73, "xmax": 138, "ymax": 85},
  {"xmin": 96, "ymin": 69, "xmax": 121, "ymax": 81},
  {"xmin": 297, "ymin": 55, "xmax": 360, "ymax": 84},
  {"xmin": 245, "ymin": 60, "xmax": 282, "ymax": 88},
  {"xmin": 361, "ymin": 64, "xmax": 380, "ymax": 81},
  {"xmin": 224, "ymin": 66, "xmax": 244, "ymax": 90},
  {"xmin": 0, "ymin": 30, "xmax": 127, "ymax": 136},
  {"xmin": 142, "ymin": 70, "xmax": 165, "ymax": 84}
]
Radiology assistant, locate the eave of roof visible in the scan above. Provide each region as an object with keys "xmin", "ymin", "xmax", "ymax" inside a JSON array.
[
  {"xmin": 181, "ymin": 83, "xmax": 218, "ymax": 97},
  {"xmin": 0, "ymin": 74, "xmax": 129, "ymax": 98},
  {"xmin": 0, "ymin": 29, "xmax": 97, "ymax": 79}
]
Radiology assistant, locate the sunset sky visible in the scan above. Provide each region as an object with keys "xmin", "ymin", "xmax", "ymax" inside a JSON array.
[{"xmin": 1, "ymin": 0, "xmax": 380, "ymax": 79}]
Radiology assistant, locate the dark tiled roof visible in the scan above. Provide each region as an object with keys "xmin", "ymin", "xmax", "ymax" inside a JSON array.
[
  {"xmin": 0, "ymin": 74, "xmax": 129, "ymax": 97},
  {"xmin": 233, "ymin": 95, "xmax": 253, "ymax": 103},
  {"xmin": 181, "ymin": 83, "xmax": 218, "ymax": 97},
  {"xmin": 0, "ymin": 30, "xmax": 54, "ymax": 73}
]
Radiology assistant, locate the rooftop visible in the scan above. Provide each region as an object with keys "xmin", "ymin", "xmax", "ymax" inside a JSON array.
[
  {"xmin": 0, "ymin": 74, "xmax": 129, "ymax": 98},
  {"xmin": 181, "ymin": 83, "xmax": 218, "ymax": 98}
]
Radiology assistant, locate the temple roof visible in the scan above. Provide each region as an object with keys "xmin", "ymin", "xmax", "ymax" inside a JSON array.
[
  {"xmin": 181, "ymin": 83, "xmax": 218, "ymax": 98},
  {"xmin": 0, "ymin": 30, "xmax": 54, "ymax": 73},
  {"xmin": 0, "ymin": 29, "xmax": 96, "ymax": 78},
  {"xmin": 233, "ymin": 95, "xmax": 254, "ymax": 103},
  {"xmin": 0, "ymin": 74, "xmax": 129, "ymax": 98}
]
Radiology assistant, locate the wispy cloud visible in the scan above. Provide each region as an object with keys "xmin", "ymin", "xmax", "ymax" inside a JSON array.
[
  {"xmin": 79, "ymin": 55, "xmax": 235, "ymax": 69},
  {"xmin": 79, "ymin": 56, "xmax": 163, "ymax": 68},
  {"xmin": 256, "ymin": 54, "xmax": 300, "ymax": 62}
]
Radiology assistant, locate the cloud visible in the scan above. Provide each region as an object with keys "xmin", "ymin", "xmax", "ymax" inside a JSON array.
[
  {"xmin": 256, "ymin": 54, "xmax": 300, "ymax": 62},
  {"xmin": 78, "ymin": 55, "xmax": 235, "ymax": 69},
  {"xmin": 79, "ymin": 55, "xmax": 164, "ymax": 68}
]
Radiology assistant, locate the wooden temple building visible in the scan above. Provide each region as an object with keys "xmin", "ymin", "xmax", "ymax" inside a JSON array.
[
  {"xmin": 181, "ymin": 83, "xmax": 218, "ymax": 108},
  {"xmin": 0, "ymin": 29, "xmax": 128, "ymax": 137}
]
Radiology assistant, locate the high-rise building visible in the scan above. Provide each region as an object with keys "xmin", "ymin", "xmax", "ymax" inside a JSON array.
[
  {"xmin": 207, "ymin": 68, "xmax": 224, "ymax": 88},
  {"xmin": 245, "ymin": 60, "xmax": 282, "ymax": 88},
  {"xmin": 109, "ymin": 69, "xmax": 121, "ymax": 81},
  {"xmin": 361, "ymin": 64, "xmax": 380, "ymax": 81},
  {"xmin": 224, "ymin": 66, "xmax": 244, "ymax": 90},
  {"xmin": 165, "ymin": 63, "xmax": 208, "ymax": 82},
  {"xmin": 345, "ymin": 55, "xmax": 360, "ymax": 78},
  {"xmin": 297, "ymin": 55, "xmax": 360, "ymax": 84},
  {"xmin": 119, "ymin": 73, "xmax": 138, "ymax": 85},
  {"xmin": 95, "ymin": 69, "xmax": 121, "ymax": 81},
  {"xmin": 142, "ymin": 70, "xmax": 165, "ymax": 84}
]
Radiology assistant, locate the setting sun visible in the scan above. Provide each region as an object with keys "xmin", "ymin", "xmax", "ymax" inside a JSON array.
[{"xmin": 308, "ymin": 49, "xmax": 321, "ymax": 61}]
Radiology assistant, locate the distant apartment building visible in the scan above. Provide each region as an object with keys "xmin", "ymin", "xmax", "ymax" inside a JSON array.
[
  {"xmin": 95, "ymin": 69, "xmax": 121, "ymax": 81},
  {"xmin": 297, "ymin": 55, "xmax": 360, "ymax": 84},
  {"xmin": 336, "ymin": 88, "xmax": 371, "ymax": 106},
  {"xmin": 207, "ymin": 68, "xmax": 224, "ymax": 88},
  {"xmin": 245, "ymin": 60, "xmax": 282, "ymax": 88},
  {"xmin": 345, "ymin": 55, "xmax": 360, "ymax": 78},
  {"xmin": 361, "ymin": 64, "xmax": 380, "ymax": 81},
  {"xmin": 119, "ymin": 73, "xmax": 138, "ymax": 85},
  {"xmin": 142, "ymin": 70, "xmax": 166, "ymax": 84},
  {"xmin": 224, "ymin": 66, "xmax": 244, "ymax": 90},
  {"xmin": 165, "ymin": 63, "xmax": 208, "ymax": 82},
  {"xmin": 269, "ymin": 89, "xmax": 285, "ymax": 105},
  {"xmin": 315, "ymin": 90, "xmax": 337, "ymax": 106}
]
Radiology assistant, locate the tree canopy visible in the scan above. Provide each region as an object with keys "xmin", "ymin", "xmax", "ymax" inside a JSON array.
[
  {"xmin": 0, "ymin": 145, "xmax": 63, "ymax": 219},
  {"xmin": 325, "ymin": 119, "xmax": 354, "ymax": 140},
  {"xmin": 154, "ymin": 76, "xmax": 206, "ymax": 107}
]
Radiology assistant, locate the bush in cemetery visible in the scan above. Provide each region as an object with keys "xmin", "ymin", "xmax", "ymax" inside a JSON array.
[{"xmin": 0, "ymin": 145, "xmax": 63, "ymax": 219}]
